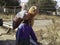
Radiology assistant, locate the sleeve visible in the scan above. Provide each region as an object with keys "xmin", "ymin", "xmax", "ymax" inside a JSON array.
[
  {"xmin": 30, "ymin": 27, "xmax": 37, "ymax": 42},
  {"xmin": 16, "ymin": 24, "xmax": 23, "ymax": 42},
  {"xmin": 16, "ymin": 27, "xmax": 22, "ymax": 44},
  {"xmin": 18, "ymin": 23, "xmax": 24, "ymax": 29}
]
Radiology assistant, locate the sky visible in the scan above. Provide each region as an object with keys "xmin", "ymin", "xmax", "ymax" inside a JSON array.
[
  {"xmin": 20, "ymin": 0, "xmax": 29, "ymax": 2},
  {"xmin": 55, "ymin": 0, "xmax": 60, "ymax": 7}
]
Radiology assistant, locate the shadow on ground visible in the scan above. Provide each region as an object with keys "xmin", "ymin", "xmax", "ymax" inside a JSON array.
[{"xmin": 0, "ymin": 40, "xmax": 16, "ymax": 45}]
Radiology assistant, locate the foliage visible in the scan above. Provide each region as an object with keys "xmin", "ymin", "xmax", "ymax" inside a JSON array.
[
  {"xmin": 38, "ymin": 0, "xmax": 57, "ymax": 11},
  {"xmin": 28, "ymin": 0, "xmax": 37, "ymax": 6},
  {"xmin": 0, "ymin": 0, "xmax": 19, "ymax": 6},
  {"xmin": 28, "ymin": 0, "xmax": 57, "ymax": 11},
  {"xmin": 58, "ymin": 7, "xmax": 60, "ymax": 11},
  {"xmin": 5, "ymin": 0, "xmax": 19, "ymax": 6},
  {"xmin": 0, "ymin": 0, "xmax": 5, "ymax": 6}
]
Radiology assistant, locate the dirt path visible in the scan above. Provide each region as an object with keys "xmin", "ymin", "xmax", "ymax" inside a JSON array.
[
  {"xmin": 0, "ymin": 19, "xmax": 60, "ymax": 45},
  {"xmin": 0, "ymin": 27, "xmax": 16, "ymax": 45}
]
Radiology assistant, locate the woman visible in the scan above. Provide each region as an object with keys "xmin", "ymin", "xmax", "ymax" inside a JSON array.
[
  {"xmin": 23, "ymin": 6, "xmax": 38, "ymax": 26},
  {"xmin": 14, "ymin": 6, "xmax": 39, "ymax": 45},
  {"xmin": 16, "ymin": 20, "xmax": 37, "ymax": 45},
  {"xmin": 13, "ymin": 6, "xmax": 38, "ymax": 30}
]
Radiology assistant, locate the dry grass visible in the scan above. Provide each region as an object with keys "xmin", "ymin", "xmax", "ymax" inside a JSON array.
[
  {"xmin": 0, "ymin": 14, "xmax": 15, "ymax": 21},
  {"xmin": 34, "ymin": 15, "xmax": 60, "ymax": 45},
  {"xmin": 0, "ymin": 14, "xmax": 60, "ymax": 45},
  {"xmin": 35, "ymin": 14, "xmax": 60, "ymax": 20}
]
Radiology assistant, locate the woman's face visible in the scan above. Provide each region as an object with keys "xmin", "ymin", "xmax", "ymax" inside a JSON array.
[
  {"xmin": 24, "ymin": 8, "xmax": 39, "ymax": 20},
  {"xmin": 32, "ymin": 9, "xmax": 38, "ymax": 17}
]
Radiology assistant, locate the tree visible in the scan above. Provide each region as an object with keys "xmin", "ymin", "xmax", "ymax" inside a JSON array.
[
  {"xmin": 0, "ymin": 0, "xmax": 5, "ymax": 6},
  {"xmin": 38, "ymin": 0, "xmax": 57, "ymax": 11},
  {"xmin": 28, "ymin": 0, "xmax": 57, "ymax": 11},
  {"xmin": 58, "ymin": 7, "xmax": 60, "ymax": 12},
  {"xmin": 5, "ymin": 0, "xmax": 19, "ymax": 6},
  {"xmin": 28, "ymin": 0, "xmax": 37, "ymax": 7},
  {"xmin": 0, "ymin": 0, "xmax": 19, "ymax": 6}
]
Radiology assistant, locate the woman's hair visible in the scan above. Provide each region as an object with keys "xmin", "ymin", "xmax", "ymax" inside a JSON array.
[{"xmin": 28, "ymin": 6, "xmax": 37, "ymax": 14}]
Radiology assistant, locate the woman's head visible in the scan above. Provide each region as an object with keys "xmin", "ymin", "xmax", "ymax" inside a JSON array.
[
  {"xmin": 23, "ymin": 6, "xmax": 38, "ymax": 20},
  {"xmin": 28, "ymin": 6, "xmax": 38, "ymax": 15}
]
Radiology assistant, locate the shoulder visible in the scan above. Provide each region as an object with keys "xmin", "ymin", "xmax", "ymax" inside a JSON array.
[{"xmin": 18, "ymin": 23, "xmax": 24, "ymax": 28}]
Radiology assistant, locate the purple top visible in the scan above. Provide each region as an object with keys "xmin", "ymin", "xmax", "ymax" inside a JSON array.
[{"xmin": 16, "ymin": 23, "xmax": 37, "ymax": 42}]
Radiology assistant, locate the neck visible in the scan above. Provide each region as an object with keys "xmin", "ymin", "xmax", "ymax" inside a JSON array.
[{"xmin": 28, "ymin": 13, "xmax": 35, "ymax": 18}]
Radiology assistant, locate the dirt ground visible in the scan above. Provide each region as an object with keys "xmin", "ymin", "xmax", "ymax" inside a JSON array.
[{"xmin": 0, "ymin": 14, "xmax": 60, "ymax": 45}]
